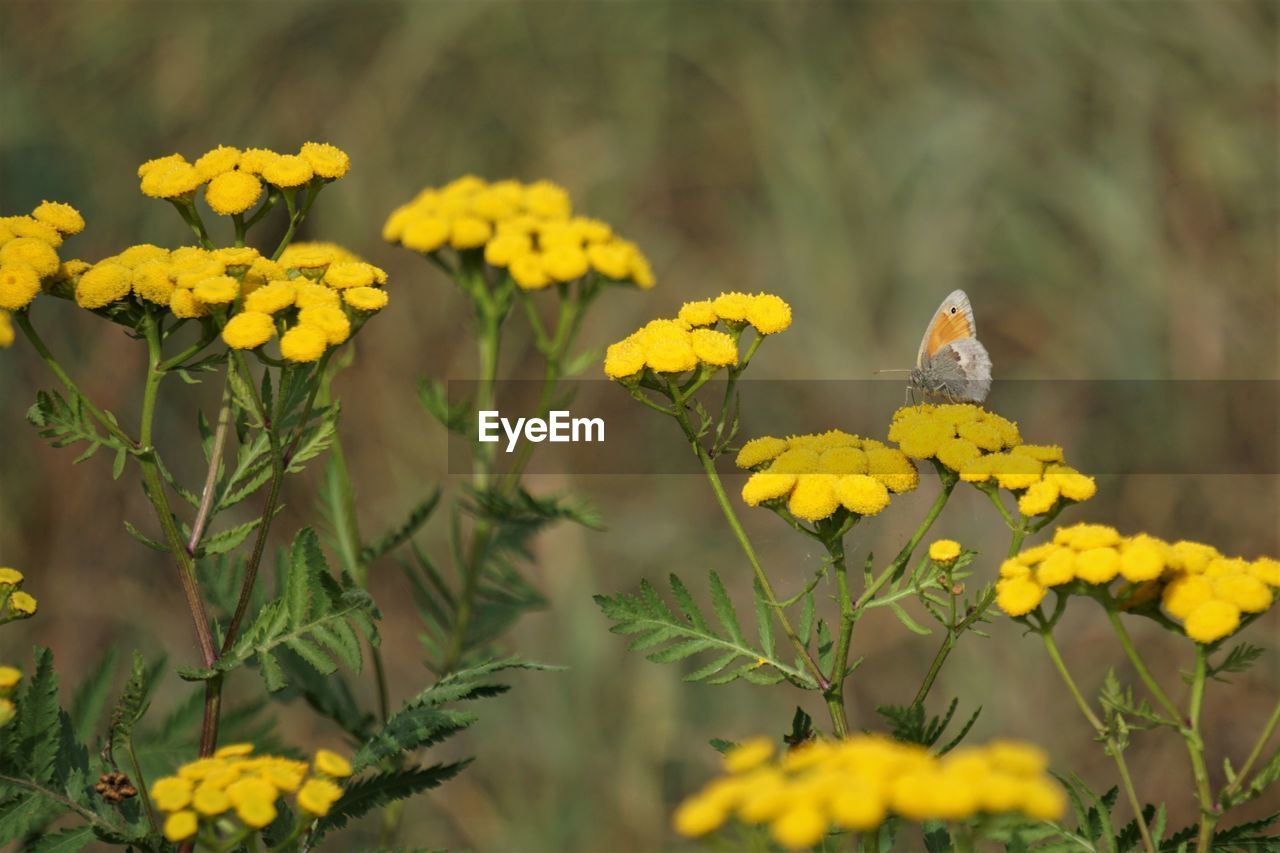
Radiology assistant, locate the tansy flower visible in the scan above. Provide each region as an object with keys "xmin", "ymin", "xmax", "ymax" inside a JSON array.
[
  {"xmin": 323, "ymin": 261, "xmax": 380, "ymax": 289},
  {"xmin": 450, "ymin": 216, "xmax": 492, "ymax": 250},
  {"xmin": 0, "ymin": 264, "xmax": 41, "ymax": 311},
  {"xmin": 587, "ymin": 242, "xmax": 631, "ymax": 279},
  {"xmin": 297, "ymin": 778, "xmax": 343, "ymax": 815},
  {"xmin": 603, "ymin": 339, "xmax": 645, "ymax": 379},
  {"xmin": 746, "ymin": 293, "xmax": 792, "ymax": 334},
  {"xmin": 299, "ymin": 142, "xmax": 350, "ymax": 179},
  {"xmin": 280, "ymin": 325, "xmax": 328, "ymax": 362},
  {"xmin": 313, "ymin": 749, "xmax": 353, "ymax": 778},
  {"xmin": 8, "ymin": 591, "xmax": 37, "ymax": 617},
  {"xmin": 237, "ymin": 148, "xmax": 280, "ymax": 175},
  {"xmin": 205, "ymin": 170, "xmax": 264, "ymax": 215},
  {"xmin": 261, "ymin": 154, "xmax": 314, "ymax": 188},
  {"xmin": 140, "ymin": 159, "xmax": 203, "ymax": 199},
  {"xmin": 690, "ymin": 329, "xmax": 738, "ymax": 367},
  {"xmin": 343, "ymin": 286, "xmax": 389, "ymax": 312},
  {"xmin": 0, "ymin": 311, "xmax": 13, "ymax": 348},
  {"xmin": 679, "ymin": 300, "xmax": 718, "ymax": 327},
  {"xmin": 31, "ymin": 201, "xmax": 85, "ymax": 235},
  {"xmin": 4, "ymin": 216, "xmax": 63, "ymax": 247},
  {"xmin": 222, "ymin": 312, "xmax": 276, "ymax": 350},
  {"xmin": 0, "ymin": 666, "xmax": 20, "ymax": 691},
  {"xmin": 1, "ymin": 237, "xmax": 60, "ymax": 278},
  {"xmin": 929, "ymin": 540, "xmax": 962, "ymax": 565},
  {"xmin": 294, "ymin": 282, "xmax": 341, "ymax": 310},
  {"xmin": 163, "ymin": 810, "xmax": 198, "ymax": 842},
  {"xmin": 297, "ymin": 305, "xmax": 351, "ymax": 345},
  {"xmin": 194, "ymin": 146, "xmax": 242, "ymax": 180},
  {"xmin": 192, "ymin": 275, "xmax": 239, "ymax": 306},
  {"xmin": 712, "ymin": 291, "xmax": 751, "ymax": 322},
  {"xmin": 75, "ymin": 263, "xmax": 132, "ymax": 309}
]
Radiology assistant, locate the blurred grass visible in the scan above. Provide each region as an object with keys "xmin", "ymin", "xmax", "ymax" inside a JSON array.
[{"xmin": 1, "ymin": 1, "xmax": 1277, "ymax": 850}]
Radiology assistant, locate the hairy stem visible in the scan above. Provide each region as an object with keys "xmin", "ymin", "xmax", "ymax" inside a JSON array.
[
  {"xmin": 187, "ymin": 376, "xmax": 233, "ymax": 554},
  {"xmin": 1188, "ymin": 646, "xmax": 1217, "ymax": 853}
]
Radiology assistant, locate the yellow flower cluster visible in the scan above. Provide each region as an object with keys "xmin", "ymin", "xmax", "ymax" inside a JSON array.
[
  {"xmin": 0, "ymin": 201, "xmax": 86, "ymax": 319},
  {"xmin": 733, "ymin": 430, "xmax": 918, "ymax": 523},
  {"xmin": 997, "ymin": 524, "xmax": 1280, "ymax": 643},
  {"xmin": 66, "ymin": 242, "xmax": 387, "ymax": 361},
  {"xmin": 385, "ymin": 175, "xmax": 654, "ymax": 291},
  {"xmin": 152, "ymin": 744, "xmax": 352, "ymax": 843},
  {"xmin": 888, "ymin": 404, "xmax": 1096, "ymax": 515},
  {"xmin": 138, "ymin": 143, "xmax": 350, "ymax": 210},
  {"xmin": 603, "ymin": 293, "xmax": 792, "ymax": 380},
  {"xmin": 929, "ymin": 539, "xmax": 962, "ymax": 565},
  {"xmin": 0, "ymin": 664, "xmax": 18, "ymax": 727},
  {"xmin": 674, "ymin": 734, "xmax": 1064, "ymax": 850},
  {"xmin": 0, "ymin": 567, "xmax": 37, "ymax": 624}
]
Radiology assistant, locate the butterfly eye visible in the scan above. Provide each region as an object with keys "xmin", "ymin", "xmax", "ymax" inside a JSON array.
[{"xmin": 949, "ymin": 307, "xmax": 957, "ymax": 314}]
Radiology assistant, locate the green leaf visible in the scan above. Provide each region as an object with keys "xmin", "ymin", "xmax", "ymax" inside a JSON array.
[
  {"xmin": 418, "ymin": 378, "xmax": 471, "ymax": 434},
  {"xmin": 312, "ymin": 762, "xmax": 470, "ymax": 838},
  {"xmin": 27, "ymin": 826, "xmax": 95, "ymax": 853},
  {"xmin": 196, "ymin": 515, "xmax": 265, "ymax": 557},
  {"xmin": 181, "ymin": 528, "xmax": 379, "ymax": 692},
  {"xmin": 1206, "ymin": 642, "xmax": 1266, "ymax": 683},
  {"xmin": 595, "ymin": 575, "xmax": 816, "ymax": 689},
  {"xmin": 287, "ymin": 403, "xmax": 340, "ymax": 473},
  {"xmin": 352, "ymin": 707, "xmax": 476, "ymax": 773},
  {"xmin": 25, "ymin": 390, "xmax": 124, "ymax": 460},
  {"xmin": 122, "ymin": 521, "xmax": 167, "ymax": 552},
  {"xmin": 358, "ymin": 488, "xmax": 441, "ymax": 567},
  {"xmin": 108, "ymin": 653, "xmax": 154, "ymax": 755}
]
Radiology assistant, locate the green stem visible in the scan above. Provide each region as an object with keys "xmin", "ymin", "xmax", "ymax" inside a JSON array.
[
  {"xmin": 125, "ymin": 735, "xmax": 159, "ymax": 835},
  {"xmin": 1042, "ymin": 629, "xmax": 1156, "ymax": 853},
  {"xmin": 15, "ymin": 312, "xmax": 138, "ymax": 447},
  {"xmin": 1222, "ymin": 693, "xmax": 1280, "ymax": 805},
  {"xmin": 669, "ymin": 392, "xmax": 827, "ymax": 693},
  {"xmin": 1106, "ymin": 611, "xmax": 1182, "ymax": 722},
  {"xmin": 826, "ymin": 534, "xmax": 854, "ymax": 737},
  {"xmin": 270, "ymin": 185, "xmax": 321, "ymax": 261},
  {"xmin": 1188, "ymin": 646, "xmax": 1217, "ymax": 853}
]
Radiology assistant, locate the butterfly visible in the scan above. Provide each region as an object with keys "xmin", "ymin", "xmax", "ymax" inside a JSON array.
[{"xmin": 906, "ymin": 289, "xmax": 992, "ymax": 404}]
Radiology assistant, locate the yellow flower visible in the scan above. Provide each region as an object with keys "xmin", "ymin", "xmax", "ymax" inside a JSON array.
[
  {"xmin": 214, "ymin": 743, "xmax": 254, "ymax": 758},
  {"xmin": 132, "ymin": 262, "xmax": 176, "ymax": 305},
  {"xmin": 541, "ymin": 245, "xmax": 589, "ymax": 282},
  {"xmin": 643, "ymin": 328, "xmax": 698, "ymax": 374},
  {"xmin": 771, "ymin": 803, "xmax": 827, "ymax": 850},
  {"xmin": 280, "ymin": 325, "xmax": 328, "ymax": 362},
  {"xmin": 1162, "ymin": 575, "xmax": 1215, "ymax": 620},
  {"xmin": 523, "ymin": 180, "xmax": 572, "ymax": 219},
  {"xmin": 746, "ymin": 294, "xmax": 792, "ymax": 334},
  {"xmin": 586, "ymin": 242, "xmax": 631, "ymax": 279},
  {"xmin": 192, "ymin": 783, "xmax": 231, "ymax": 816},
  {"xmin": 484, "ymin": 232, "xmax": 531, "ymax": 268},
  {"xmin": 690, "ymin": 329, "xmax": 738, "ymax": 367},
  {"xmin": 170, "ymin": 288, "xmax": 208, "ymax": 319},
  {"xmin": 299, "ymin": 142, "xmax": 350, "ymax": 179},
  {"xmin": 222, "ymin": 312, "xmax": 276, "ymax": 350},
  {"xmin": 194, "ymin": 145, "xmax": 242, "ymax": 180},
  {"xmin": 1, "ymin": 237, "xmax": 60, "ymax": 278},
  {"xmin": 0, "ymin": 310, "xmax": 13, "ymax": 348},
  {"xmin": 1054, "ymin": 523, "xmax": 1121, "ymax": 551},
  {"xmin": 630, "ymin": 252, "xmax": 656, "ymax": 288},
  {"xmin": 31, "ymin": 201, "xmax": 85, "ymax": 235},
  {"xmin": 996, "ymin": 576, "xmax": 1046, "ymax": 616},
  {"xmin": 712, "ymin": 291, "xmax": 751, "ymax": 322},
  {"xmin": 450, "ymin": 216, "xmax": 492, "ymax": 250},
  {"xmin": 788, "ymin": 474, "xmax": 840, "ymax": 522},
  {"xmin": 1074, "ymin": 547, "xmax": 1120, "ymax": 585},
  {"xmin": 929, "ymin": 540, "xmax": 962, "ymax": 564},
  {"xmin": 297, "ymin": 305, "xmax": 351, "ymax": 345},
  {"xmin": 261, "ymin": 153, "xmax": 314, "ymax": 188},
  {"xmin": 401, "ymin": 216, "xmax": 451, "ymax": 253},
  {"xmin": 724, "ymin": 738, "xmax": 775, "ymax": 774},
  {"xmin": 297, "ymin": 777, "xmax": 344, "ymax": 815},
  {"xmin": 820, "ymin": 446, "xmax": 868, "ymax": 475},
  {"xmin": 76, "ymin": 263, "xmax": 132, "ymax": 309},
  {"xmin": 0, "ymin": 568, "xmax": 23, "ymax": 587},
  {"xmin": 510, "ymin": 252, "xmax": 551, "ymax": 290},
  {"xmin": 1018, "ymin": 480, "xmax": 1060, "ymax": 516},
  {"xmin": 1035, "ymin": 548, "xmax": 1076, "ymax": 587},
  {"xmin": 205, "ymin": 171, "xmax": 263, "ymax": 215},
  {"xmin": 0, "ymin": 666, "xmax": 21, "ymax": 691},
  {"xmin": 9, "ymin": 591, "xmax": 37, "ymax": 616},
  {"xmin": 865, "ymin": 447, "xmax": 919, "ymax": 493},
  {"xmin": 0, "ymin": 699, "xmax": 15, "ymax": 727},
  {"xmin": 740, "ymin": 472, "xmax": 796, "ymax": 506},
  {"xmin": 322, "ymin": 262, "xmax": 376, "ymax": 289},
  {"xmin": 0, "ymin": 264, "xmax": 41, "ymax": 311},
  {"xmin": 140, "ymin": 160, "xmax": 203, "ymax": 199},
  {"xmin": 279, "ymin": 243, "xmax": 339, "ymax": 270},
  {"xmin": 1171, "ymin": 541, "xmax": 1221, "ymax": 574},
  {"xmin": 1250, "ymin": 557, "xmax": 1280, "ymax": 588},
  {"xmin": 137, "ymin": 153, "xmax": 186, "ymax": 178},
  {"xmin": 1119, "ymin": 535, "xmax": 1168, "ymax": 582},
  {"xmin": 151, "ymin": 776, "xmax": 194, "ymax": 812},
  {"xmin": 193, "ymin": 275, "xmax": 239, "ymax": 306},
  {"xmin": 344, "ymin": 286, "xmax": 389, "ymax": 312},
  {"xmin": 891, "ymin": 416, "xmax": 953, "ymax": 460},
  {"xmin": 836, "ymin": 475, "xmax": 890, "ymax": 516},
  {"xmin": 990, "ymin": 452, "xmax": 1041, "ymax": 491},
  {"xmin": 678, "ymin": 300, "xmax": 718, "ymax": 327},
  {"xmin": 603, "ymin": 339, "xmax": 645, "ymax": 379},
  {"xmin": 736, "ymin": 436, "xmax": 789, "ymax": 469},
  {"xmin": 1184, "ymin": 599, "xmax": 1241, "ymax": 643},
  {"xmin": 163, "ymin": 810, "xmax": 198, "ymax": 842},
  {"xmin": 673, "ymin": 792, "xmax": 730, "ymax": 838},
  {"xmin": 244, "ymin": 280, "xmax": 296, "ymax": 314},
  {"xmin": 313, "ymin": 749, "xmax": 353, "ymax": 778},
  {"xmin": 1213, "ymin": 573, "xmax": 1272, "ymax": 613},
  {"xmin": 4, "ymin": 215, "xmax": 62, "ymax": 246}
]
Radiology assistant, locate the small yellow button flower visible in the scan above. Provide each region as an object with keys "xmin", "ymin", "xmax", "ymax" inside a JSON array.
[
  {"xmin": 279, "ymin": 324, "xmax": 327, "ymax": 362},
  {"xmin": 75, "ymin": 263, "xmax": 133, "ymax": 309},
  {"xmin": 192, "ymin": 275, "xmax": 239, "ymax": 306},
  {"xmin": 996, "ymin": 576, "xmax": 1046, "ymax": 617},
  {"xmin": 711, "ymin": 291, "xmax": 751, "ymax": 322},
  {"xmin": 509, "ymin": 252, "xmax": 551, "ymax": 290},
  {"xmin": 299, "ymin": 142, "xmax": 350, "ymax": 179},
  {"xmin": 836, "ymin": 475, "xmax": 891, "ymax": 516},
  {"xmin": 151, "ymin": 776, "xmax": 194, "ymax": 812},
  {"xmin": 450, "ymin": 216, "xmax": 492, "ymax": 250},
  {"xmin": 140, "ymin": 160, "xmax": 203, "ymax": 199},
  {"xmin": 735, "ymin": 436, "xmax": 788, "ymax": 469},
  {"xmin": 297, "ymin": 777, "xmax": 344, "ymax": 815},
  {"xmin": 1184, "ymin": 599, "xmax": 1241, "ymax": 643},
  {"xmin": 297, "ymin": 306, "xmax": 351, "ymax": 346},
  {"xmin": 586, "ymin": 242, "xmax": 631, "ymax": 279},
  {"xmin": 672, "ymin": 792, "xmax": 730, "ymax": 838},
  {"xmin": 205, "ymin": 170, "xmax": 263, "ymax": 216},
  {"xmin": 741, "ymin": 473, "xmax": 797, "ymax": 507},
  {"xmin": 788, "ymin": 474, "xmax": 840, "ymax": 522},
  {"xmin": 402, "ymin": 216, "xmax": 450, "ymax": 253},
  {"xmin": 723, "ymin": 738, "xmax": 774, "ymax": 774},
  {"xmin": 31, "ymin": 201, "xmax": 85, "ymax": 235},
  {"xmin": 928, "ymin": 539, "xmax": 962, "ymax": 565},
  {"xmin": 770, "ymin": 803, "xmax": 827, "ymax": 850},
  {"xmin": 0, "ymin": 698, "xmax": 15, "ymax": 727},
  {"xmin": 244, "ymin": 281, "xmax": 296, "ymax": 314},
  {"xmin": 194, "ymin": 145, "xmax": 242, "ymax": 180},
  {"xmin": 746, "ymin": 293, "xmax": 792, "ymax": 334},
  {"xmin": 690, "ymin": 328, "xmax": 738, "ymax": 367},
  {"xmin": 1, "ymin": 237, "xmax": 60, "ymax": 278},
  {"xmin": 9, "ymin": 591, "xmax": 37, "ymax": 616},
  {"xmin": 191, "ymin": 783, "xmax": 231, "ymax": 816},
  {"xmin": 222, "ymin": 312, "xmax": 276, "ymax": 350},
  {"xmin": 162, "ymin": 810, "xmax": 198, "ymax": 842},
  {"xmin": 313, "ymin": 748, "xmax": 353, "ymax": 778},
  {"xmin": 0, "ymin": 263, "xmax": 42, "ymax": 311},
  {"xmin": 0, "ymin": 311, "xmax": 13, "ymax": 348},
  {"xmin": 678, "ymin": 299, "xmax": 718, "ymax": 327},
  {"xmin": 343, "ymin": 286, "xmax": 389, "ymax": 313},
  {"xmin": 261, "ymin": 153, "xmax": 314, "ymax": 188},
  {"xmin": 0, "ymin": 666, "xmax": 21, "ymax": 691}
]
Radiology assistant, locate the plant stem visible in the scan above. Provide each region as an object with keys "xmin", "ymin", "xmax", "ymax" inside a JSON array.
[
  {"xmin": 826, "ymin": 534, "xmax": 854, "ymax": 737},
  {"xmin": 15, "ymin": 312, "xmax": 138, "ymax": 447},
  {"xmin": 1041, "ymin": 629, "xmax": 1156, "ymax": 853},
  {"xmin": 1106, "ymin": 611, "xmax": 1182, "ymax": 721},
  {"xmin": 669, "ymin": 395, "xmax": 828, "ymax": 693},
  {"xmin": 125, "ymin": 734, "xmax": 159, "ymax": 835},
  {"xmin": 1222, "ymin": 692, "xmax": 1280, "ymax": 805},
  {"xmin": 187, "ymin": 376, "xmax": 233, "ymax": 554},
  {"xmin": 1188, "ymin": 646, "xmax": 1217, "ymax": 853}
]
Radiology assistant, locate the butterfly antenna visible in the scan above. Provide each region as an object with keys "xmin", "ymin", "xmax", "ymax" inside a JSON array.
[{"xmin": 872, "ymin": 368, "xmax": 912, "ymax": 375}]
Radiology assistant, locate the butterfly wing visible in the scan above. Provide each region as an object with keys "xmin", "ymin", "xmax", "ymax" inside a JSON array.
[
  {"xmin": 915, "ymin": 289, "xmax": 978, "ymax": 368},
  {"xmin": 924, "ymin": 338, "xmax": 992, "ymax": 403}
]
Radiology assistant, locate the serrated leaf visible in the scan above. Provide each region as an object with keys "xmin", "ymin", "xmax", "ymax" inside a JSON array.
[
  {"xmin": 358, "ymin": 489, "xmax": 440, "ymax": 567},
  {"xmin": 196, "ymin": 515, "xmax": 265, "ymax": 557},
  {"xmin": 122, "ymin": 521, "xmax": 168, "ymax": 552},
  {"xmin": 312, "ymin": 762, "xmax": 471, "ymax": 839}
]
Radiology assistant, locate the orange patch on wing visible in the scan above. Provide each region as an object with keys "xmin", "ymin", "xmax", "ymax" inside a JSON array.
[{"xmin": 926, "ymin": 310, "xmax": 974, "ymax": 357}]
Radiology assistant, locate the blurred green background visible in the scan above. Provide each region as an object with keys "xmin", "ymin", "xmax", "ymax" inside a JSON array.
[{"xmin": 1, "ymin": 1, "xmax": 1277, "ymax": 850}]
